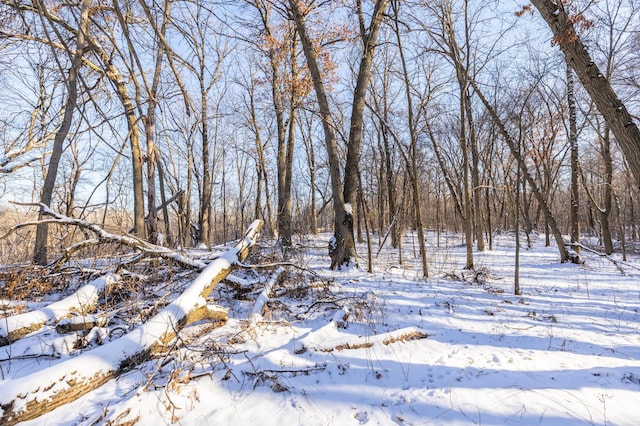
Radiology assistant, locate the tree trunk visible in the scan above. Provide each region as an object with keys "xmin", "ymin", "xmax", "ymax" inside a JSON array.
[
  {"xmin": 288, "ymin": 1, "xmax": 358, "ymax": 268},
  {"xmin": 459, "ymin": 83, "xmax": 474, "ymax": 270},
  {"xmin": 440, "ymin": 4, "xmax": 474, "ymax": 269},
  {"xmin": 382, "ymin": 120, "xmax": 398, "ymax": 248},
  {"xmin": 628, "ymin": 178, "xmax": 637, "ymax": 242},
  {"xmin": 183, "ymin": 144, "xmax": 194, "ymax": 247},
  {"xmin": 515, "ymin": 145, "xmax": 522, "ymax": 295},
  {"xmin": 358, "ymin": 169, "xmax": 373, "ymax": 273},
  {"xmin": 600, "ymin": 126, "xmax": 614, "ymax": 254},
  {"xmin": 531, "ymin": 0, "xmax": 640, "ymax": 190},
  {"xmin": 249, "ymin": 0, "xmax": 295, "ymax": 244},
  {"xmin": 369, "ymin": 87, "xmax": 399, "ymax": 247},
  {"xmin": 278, "ymin": 54, "xmax": 298, "ymax": 246},
  {"xmin": 581, "ymin": 125, "xmax": 614, "ymax": 254},
  {"xmin": 391, "ymin": 0, "xmax": 428, "ymax": 277},
  {"xmin": 198, "ymin": 77, "xmax": 212, "ymax": 248},
  {"xmin": 273, "ymin": 44, "xmax": 292, "ymax": 245},
  {"xmin": 307, "ymin": 132, "xmax": 318, "ymax": 235},
  {"xmin": 247, "ymin": 75, "xmax": 265, "ymax": 228},
  {"xmin": 156, "ymin": 157, "xmax": 173, "ymax": 246},
  {"xmin": 461, "ymin": 0, "xmax": 484, "ymax": 253},
  {"xmin": 290, "ymin": 0, "xmax": 390, "ymax": 268},
  {"xmin": 567, "ymin": 63, "xmax": 580, "ymax": 254},
  {"xmin": 143, "ymin": 0, "xmax": 171, "ymax": 245},
  {"xmin": 343, "ymin": 0, "xmax": 391, "ymax": 212},
  {"xmin": 466, "ymin": 93, "xmax": 485, "ymax": 252},
  {"xmin": 33, "ymin": 0, "xmax": 91, "ymax": 265}
]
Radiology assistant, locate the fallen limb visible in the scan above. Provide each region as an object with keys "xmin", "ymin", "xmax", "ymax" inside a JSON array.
[
  {"xmin": 0, "ymin": 274, "xmax": 118, "ymax": 346},
  {"xmin": 8, "ymin": 202, "xmax": 208, "ymax": 270},
  {"xmin": 0, "ymin": 219, "xmax": 263, "ymax": 425},
  {"xmin": 302, "ymin": 326, "xmax": 428, "ymax": 353},
  {"xmin": 569, "ymin": 242, "xmax": 638, "ymax": 274},
  {"xmin": 249, "ymin": 267, "xmax": 284, "ymax": 322},
  {"xmin": 238, "ymin": 261, "xmax": 322, "ymax": 277}
]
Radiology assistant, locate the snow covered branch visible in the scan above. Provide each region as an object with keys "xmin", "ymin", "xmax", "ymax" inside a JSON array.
[{"xmin": 0, "ymin": 219, "xmax": 263, "ymax": 425}]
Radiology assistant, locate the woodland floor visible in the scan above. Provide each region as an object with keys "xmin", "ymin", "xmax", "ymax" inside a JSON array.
[{"xmin": 1, "ymin": 230, "xmax": 640, "ymax": 425}]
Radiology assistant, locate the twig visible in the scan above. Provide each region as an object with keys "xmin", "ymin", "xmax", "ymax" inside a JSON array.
[
  {"xmin": 0, "ymin": 353, "xmax": 61, "ymax": 362},
  {"xmin": 244, "ymin": 366, "xmax": 327, "ymax": 376}
]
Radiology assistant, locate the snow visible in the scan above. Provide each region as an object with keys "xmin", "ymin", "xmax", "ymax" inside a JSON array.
[
  {"xmin": 344, "ymin": 202, "xmax": 353, "ymax": 216},
  {"xmin": 2, "ymin": 231, "xmax": 640, "ymax": 425}
]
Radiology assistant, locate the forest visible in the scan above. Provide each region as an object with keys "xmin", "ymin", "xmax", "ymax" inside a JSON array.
[{"xmin": 0, "ymin": 0, "xmax": 639, "ymax": 425}]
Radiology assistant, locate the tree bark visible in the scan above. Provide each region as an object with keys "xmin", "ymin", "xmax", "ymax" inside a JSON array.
[
  {"xmin": 567, "ymin": 63, "xmax": 581, "ymax": 254},
  {"xmin": 198, "ymin": 73, "xmax": 213, "ymax": 247},
  {"xmin": 288, "ymin": 0, "xmax": 352, "ymax": 268},
  {"xmin": 459, "ymin": 81, "xmax": 474, "ymax": 270},
  {"xmin": 531, "ymin": 0, "xmax": 640, "ymax": 190},
  {"xmin": 343, "ymin": 0, "xmax": 391, "ymax": 210},
  {"xmin": 460, "ymin": 0, "xmax": 485, "ymax": 254},
  {"xmin": 278, "ymin": 35, "xmax": 299, "ymax": 246},
  {"xmin": 301, "ymin": 112, "xmax": 319, "ymax": 235},
  {"xmin": 156, "ymin": 157, "xmax": 173, "ymax": 246},
  {"xmin": 466, "ymin": 94, "xmax": 485, "ymax": 252},
  {"xmin": 439, "ymin": 3, "xmax": 474, "ymax": 269},
  {"xmin": 582, "ymin": 126, "xmax": 614, "ymax": 254},
  {"xmin": 105, "ymin": 0, "xmax": 146, "ymax": 237},
  {"xmin": 143, "ymin": 0, "xmax": 171, "ymax": 245}
]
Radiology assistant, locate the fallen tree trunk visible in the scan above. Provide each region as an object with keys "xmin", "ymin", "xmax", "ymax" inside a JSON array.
[
  {"xmin": 0, "ymin": 219, "xmax": 263, "ymax": 425},
  {"xmin": 0, "ymin": 274, "xmax": 119, "ymax": 346}
]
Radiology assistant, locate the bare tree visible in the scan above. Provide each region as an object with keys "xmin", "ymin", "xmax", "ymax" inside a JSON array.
[
  {"xmin": 531, "ymin": 0, "xmax": 640, "ymax": 190},
  {"xmin": 567, "ymin": 64, "xmax": 581, "ymax": 254},
  {"xmin": 390, "ymin": 0, "xmax": 428, "ymax": 277},
  {"xmin": 238, "ymin": 63, "xmax": 274, "ymax": 235},
  {"xmin": 171, "ymin": 2, "xmax": 229, "ymax": 247},
  {"xmin": 468, "ymin": 75, "xmax": 570, "ymax": 262},
  {"xmin": 32, "ymin": 0, "xmax": 91, "ymax": 264},
  {"xmin": 289, "ymin": 0, "xmax": 390, "ymax": 268}
]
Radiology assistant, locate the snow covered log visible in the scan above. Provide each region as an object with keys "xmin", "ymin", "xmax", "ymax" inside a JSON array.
[
  {"xmin": 0, "ymin": 274, "xmax": 118, "ymax": 346},
  {"xmin": 0, "ymin": 219, "xmax": 263, "ymax": 425}
]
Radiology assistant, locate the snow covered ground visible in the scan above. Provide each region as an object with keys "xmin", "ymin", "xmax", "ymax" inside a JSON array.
[{"xmin": 3, "ymin": 231, "xmax": 640, "ymax": 425}]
